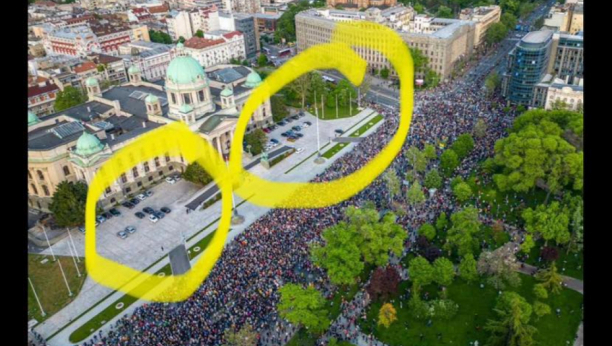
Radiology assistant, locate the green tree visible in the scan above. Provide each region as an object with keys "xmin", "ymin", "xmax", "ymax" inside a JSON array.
[
  {"xmin": 271, "ymin": 96, "xmax": 289, "ymax": 122},
  {"xmin": 408, "ymin": 294, "xmax": 430, "ymax": 320},
  {"xmin": 485, "ymin": 291, "xmax": 537, "ymax": 346},
  {"xmin": 533, "ymin": 284, "xmax": 548, "ymax": 300},
  {"xmin": 436, "ymin": 5, "xmax": 453, "ymax": 19},
  {"xmin": 49, "ymin": 181, "xmax": 88, "ymax": 227},
  {"xmin": 380, "ymin": 67, "xmax": 390, "ymax": 79},
  {"xmin": 453, "ymin": 182, "xmax": 473, "ymax": 203},
  {"xmin": 407, "ymin": 180, "xmax": 426, "ymax": 205},
  {"xmin": 485, "ymin": 22, "xmax": 509, "ymax": 45},
  {"xmin": 311, "ymin": 223, "xmax": 364, "ymax": 286},
  {"xmin": 277, "ymin": 284, "xmax": 330, "ymax": 335},
  {"xmin": 446, "ymin": 206, "xmax": 481, "ymax": 257},
  {"xmin": 423, "ymin": 144, "xmax": 437, "ymax": 160},
  {"xmin": 378, "ymin": 303, "xmax": 398, "ymax": 328},
  {"xmin": 474, "ymin": 118, "xmax": 488, "ymax": 138},
  {"xmin": 418, "ymin": 223, "xmax": 436, "ymax": 241},
  {"xmin": 459, "ymin": 254, "xmax": 479, "ymax": 283},
  {"xmin": 535, "ymin": 262, "xmax": 563, "ymax": 295},
  {"xmin": 451, "ymin": 134, "xmax": 475, "ymax": 159},
  {"xmin": 407, "ymin": 146, "xmax": 428, "ymax": 174},
  {"xmin": 257, "ymin": 54, "xmax": 268, "ymax": 67},
  {"xmin": 288, "ymin": 72, "xmax": 312, "ymax": 109},
  {"xmin": 414, "ymin": 3, "xmax": 425, "ymax": 14},
  {"xmin": 409, "ymin": 256, "xmax": 434, "ymax": 288},
  {"xmin": 244, "ymin": 129, "xmax": 267, "ymax": 155},
  {"xmin": 492, "ymin": 110, "xmax": 583, "ymax": 199},
  {"xmin": 433, "ymin": 257, "xmax": 455, "ymax": 286},
  {"xmin": 383, "ymin": 170, "xmax": 401, "ymax": 203},
  {"xmin": 54, "ymin": 86, "xmax": 87, "ymax": 111},
  {"xmin": 501, "ymin": 13, "xmax": 518, "ymax": 30},
  {"xmin": 436, "ymin": 212, "xmax": 449, "ymax": 232},
  {"xmin": 567, "ymin": 198, "xmax": 583, "ymax": 253},
  {"xmin": 424, "ymin": 169, "xmax": 443, "ymax": 189},
  {"xmin": 520, "ymin": 234, "xmax": 536, "ymax": 254},
  {"xmin": 182, "ymin": 162, "xmax": 213, "ymax": 186},
  {"xmin": 533, "ymin": 301, "xmax": 551, "ymax": 320},
  {"xmin": 223, "ymin": 324, "xmax": 258, "ymax": 346},
  {"xmin": 195, "ymin": 30, "xmax": 204, "ymax": 38},
  {"xmin": 485, "ymin": 72, "xmax": 501, "ymax": 96},
  {"xmin": 178, "ymin": 36, "xmax": 186, "ymax": 44},
  {"xmin": 522, "ymin": 202, "xmax": 570, "ymax": 246},
  {"xmin": 425, "ymin": 69, "xmax": 441, "ymax": 88},
  {"xmin": 410, "ymin": 48, "xmax": 429, "ymax": 74},
  {"xmin": 274, "ymin": 1, "xmax": 312, "ymax": 43},
  {"xmin": 440, "ymin": 149, "xmax": 459, "ymax": 176}
]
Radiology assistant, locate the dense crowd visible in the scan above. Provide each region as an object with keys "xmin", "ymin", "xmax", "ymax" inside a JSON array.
[{"xmin": 72, "ymin": 59, "xmax": 517, "ymax": 346}]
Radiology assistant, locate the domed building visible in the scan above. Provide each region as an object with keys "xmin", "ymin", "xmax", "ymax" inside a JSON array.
[{"xmin": 28, "ymin": 42, "xmax": 274, "ymax": 212}]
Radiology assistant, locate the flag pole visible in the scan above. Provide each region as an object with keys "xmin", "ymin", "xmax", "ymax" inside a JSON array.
[{"xmin": 28, "ymin": 277, "xmax": 46, "ymax": 317}]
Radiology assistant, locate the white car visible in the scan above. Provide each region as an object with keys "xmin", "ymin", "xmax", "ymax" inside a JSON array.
[
  {"xmin": 302, "ymin": 123, "xmax": 310, "ymax": 128},
  {"xmin": 165, "ymin": 177, "xmax": 176, "ymax": 184},
  {"xmin": 296, "ymin": 147, "xmax": 304, "ymax": 154},
  {"xmin": 136, "ymin": 194, "xmax": 147, "ymax": 201},
  {"xmin": 148, "ymin": 214, "xmax": 159, "ymax": 223}
]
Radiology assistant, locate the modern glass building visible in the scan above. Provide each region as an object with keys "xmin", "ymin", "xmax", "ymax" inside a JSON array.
[{"xmin": 502, "ymin": 30, "xmax": 554, "ymax": 106}]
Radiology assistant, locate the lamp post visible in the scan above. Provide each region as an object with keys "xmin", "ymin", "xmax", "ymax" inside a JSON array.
[
  {"xmin": 314, "ymin": 92, "xmax": 325, "ymax": 164},
  {"xmin": 225, "ymin": 148, "xmax": 244, "ymax": 225}
]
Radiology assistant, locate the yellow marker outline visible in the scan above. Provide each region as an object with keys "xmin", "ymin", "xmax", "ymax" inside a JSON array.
[{"xmin": 85, "ymin": 21, "xmax": 414, "ymax": 302}]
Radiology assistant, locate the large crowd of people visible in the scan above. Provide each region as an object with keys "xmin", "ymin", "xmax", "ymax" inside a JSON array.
[{"xmin": 63, "ymin": 53, "xmax": 519, "ymax": 346}]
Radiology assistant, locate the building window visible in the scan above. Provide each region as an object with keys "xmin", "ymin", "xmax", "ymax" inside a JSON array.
[
  {"xmin": 159, "ymin": 171, "xmax": 163, "ymax": 176},
  {"xmin": 37, "ymin": 170, "xmax": 44, "ymax": 180},
  {"xmin": 137, "ymin": 182, "xmax": 142, "ymax": 187},
  {"xmin": 125, "ymin": 187, "xmax": 131, "ymax": 194},
  {"xmin": 171, "ymin": 93, "xmax": 176, "ymax": 104},
  {"xmin": 121, "ymin": 173, "xmax": 128, "ymax": 183},
  {"xmin": 144, "ymin": 162, "xmax": 150, "ymax": 172},
  {"xmin": 183, "ymin": 93, "xmax": 191, "ymax": 105},
  {"xmin": 31, "ymin": 184, "xmax": 38, "ymax": 195},
  {"xmin": 110, "ymin": 198, "xmax": 116, "ymax": 204},
  {"xmin": 148, "ymin": 176, "xmax": 153, "ymax": 182},
  {"xmin": 105, "ymin": 187, "xmax": 112, "ymax": 194},
  {"xmin": 63, "ymin": 166, "xmax": 70, "ymax": 176},
  {"xmin": 199, "ymin": 90, "xmax": 205, "ymax": 102},
  {"xmin": 165, "ymin": 154, "xmax": 170, "ymax": 163},
  {"xmin": 132, "ymin": 167, "xmax": 139, "ymax": 178},
  {"xmin": 169, "ymin": 165, "xmax": 174, "ymax": 171},
  {"xmin": 42, "ymin": 185, "xmax": 50, "ymax": 196},
  {"xmin": 154, "ymin": 157, "xmax": 160, "ymax": 167}
]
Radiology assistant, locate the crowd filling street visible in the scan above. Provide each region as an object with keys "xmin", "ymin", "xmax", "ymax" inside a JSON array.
[{"xmin": 61, "ymin": 51, "xmax": 531, "ymax": 346}]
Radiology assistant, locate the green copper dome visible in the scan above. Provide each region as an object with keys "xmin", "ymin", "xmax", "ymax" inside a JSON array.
[
  {"xmin": 177, "ymin": 42, "xmax": 184, "ymax": 49},
  {"xmin": 244, "ymin": 71, "xmax": 262, "ymax": 88},
  {"xmin": 128, "ymin": 65, "xmax": 140, "ymax": 74},
  {"xmin": 28, "ymin": 110, "xmax": 40, "ymax": 126},
  {"xmin": 220, "ymin": 87, "xmax": 233, "ymax": 97},
  {"xmin": 166, "ymin": 56, "xmax": 207, "ymax": 85},
  {"xmin": 179, "ymin": 103, "xmax": 193, "ymax": 113},
  {"xmin": 85, "ymin": 77, "xmax": 99, "ymax": 87},
  {"xmin": 75, "ymin": 132, "xmax": 104, "ymax": 157},
  {"xmin": 145, "ymin": 93, "xmax": 159, "ymax": 103}
]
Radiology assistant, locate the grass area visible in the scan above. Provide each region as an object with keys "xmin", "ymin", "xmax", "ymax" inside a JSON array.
[
  {"xmin": 321, "ymin": 142, "xmax": 348, "ymax": 159},
  {"xmin": 523, "ymin": 239, "xmax": 583, "ymax": 280},
  {"xmin": 69, "ymin": 229, "xmax": 218, "ymax": 343},
  {"xmin": 308, "ymin": 102, "xmax": 359, "ymax": 120},
  {"xmin": 348, "ymin": 114, "xmax": 383, "ymax": 137},
  {"xmin": 359, "ymin": 275, "xmax": 582, "ymax": 346},
  {"xmin": 28, "ymin": 254, "xmax": 87, "ymax": 323}
]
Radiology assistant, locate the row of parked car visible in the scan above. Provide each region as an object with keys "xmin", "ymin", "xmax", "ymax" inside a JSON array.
[
  {"xmin": 134, "ymin": 206, "xmax": 172, "ymax": 224},
  {"xmin": 276, "ymin": 111, "xmax": 306, "ymax": 126}
]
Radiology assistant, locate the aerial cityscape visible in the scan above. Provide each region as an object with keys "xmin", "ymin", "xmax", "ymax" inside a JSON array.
[{"xmin": 27, "ymin": 0, "xmax": 584, "ymax": 345}]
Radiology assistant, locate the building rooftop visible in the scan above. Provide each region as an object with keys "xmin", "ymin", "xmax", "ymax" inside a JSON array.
[
  {"xmin": 28, "ymin": 82, "xmax": 59, "ymax": 98},
  {"xmin": 102, "ymin": 85, "xmax": 168, "ymax": 119},
  {"xmin": 44, "ymin": 101, "xmax": 113, "ymax": 122},
  {"xmin": 207, "ymin": 66, "xmax": 251, "ymax": 83},
  {"xmin": 28, "ymin": 119, "xmax": 95, "ymax": 151},
  {"xmin": 184, "ymin": 36, "xmax": 226, "ymax": 50},
  {"xmin": 522, "ymin": 30, "xmax": 554, "ymax": 44}
]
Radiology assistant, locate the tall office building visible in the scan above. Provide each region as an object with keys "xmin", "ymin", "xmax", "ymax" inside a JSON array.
[
  {"xmin": 501, "ymin": 31, "xmax": 553, "ymax": 106},
  {"xmin": 219, "ymin": 12, "xmax": 259, "ymax": 59},
  {"xmin": 547, "ymin": 32, "xmax": 583, "ymax": 84}
]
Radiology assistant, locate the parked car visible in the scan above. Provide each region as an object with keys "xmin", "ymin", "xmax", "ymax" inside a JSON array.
[
  {"xmin": 302, "ymin": 122, "xmax": 310, "ymax": 128},
  {"xmin": 161, "ymin": 207, "xmax": 171, "ymax": 214},
  {"xmin": 277, "ymin": 120, "xmax": 287, "ymax": 126},
  {"xmin": 172, "ymin": 175, "xmax": 181, "ymax": 182},
  {"xmin": 130, "ymin": 198, "xmax": 140, "ymax": 205},
  {"xmin": 78, "ymin": 226, "xmax": 85, "ymax": 234},
  {"xmin": 298, "ymin": 111, "xmax": 305, "ymax": 117},
  {"xmin": 292, "ymin": 126, "xmax": 301, "ymax": 131},
  {"xmin": 117, "ymin": 231, "xmax": 128, "ymax": 239},
  {"xmin": 270, "ymin": 124, "xmax": 278, "ymax": 130},
  {"xmin": 296, "ymin": 147, "xmax": 304, "ymax": 154},
  {"xmin": 335, "ymin": 129, "xmax": 344, "ymax": 134},
  {"xmin": 109, "ymin": 208, "xmax": 121, "ymax": 217},
  {"xmin": 135, "ymin": 212, "xmax": 146, "ymax": 219},
  {"xmin": 263, "ymin": 128, "xmax": 271, "ymax": 133},
  {"xmin": 96, "ymin": 215, "xmax": 106, "ymax": 223},
  {"xmin": 166, "ymin": 177, "xmax": 176, "ymax": 184},
  {"xmin": 136, "ymin": 194, "xmax": 147, "ymax": 201},
  {"xmin": 125, "ymin": 226, "xmax": 136, "ymax": 234},
  {"xmin": 144, "ymin": 190, "xmax": 153, "ymax": 197},
  {"xmin": 102, "ymin": 212, "xmax": 113, "ymax": 220},
  {"xmin": 143, "ymin": 207, "xmax": 155, "ymax": 214},
  {"xmin": 281, "ymin": 132, "xmax": 289, "ymax": 137},
  {"xmin": 270, "ymin": 138, "xmax": 279, "ymax": 144},
  {"xmin": 304, "ymin": 121, "xmax": 312, "ymax": 126},
  {"xmin": 291, "ymin": 115, "xmax": 300, "ymax": 120},
  {"xmin": 122, "ymin": 201, "xmax": 135, "ymax": 209},
  {"xmin": 154, "ymin": 211, "xmax": 165, "ymax": 219},
  {"xmin": 149, "ymin": 214, "xmax": 159, "ymax": 223},
  {"xmin": 296, "ymin": 133, "xmax": 304, "ymax": 138},
  {"xmin": 285, "ymin": 117, "xmax": 294, "ymax": 123}
]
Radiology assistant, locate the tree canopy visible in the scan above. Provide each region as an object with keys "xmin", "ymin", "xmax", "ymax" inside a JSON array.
[
  {"xmin": 244, "ymin": 129, "xmax": 267, "ymax": 155},
  {"xmin": 183, "ymin": 162, "xmax": 213, "ymax": 187},
  {"xmin": 277, "ymin": 284, "xmax": 330, "ymax": 334},
  {"xmin": 49, "ymin": 181, "xmax": 88, "ymax": 227},
  {"xmin": 446, "ymin": 206, "xmax": 482, "ymax": 257},
  {"xmin": 522, "ymin": 201, "xmax": 571, "ymax": 246},
  {"xmin": 54, "ymin": 86, "xmax": 87, "ymax": 112},
  {"xmin": 485, "ymin": 291, "xmax": 537, "ymax": 346}
]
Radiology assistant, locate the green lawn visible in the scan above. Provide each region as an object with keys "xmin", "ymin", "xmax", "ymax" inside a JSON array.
[
  {"xmin": 28, "ymin": 254, "xmax": 87, "ymax": 323},
  {"xmin": 69, "ymin": 229, "xmax": 218, "ymax": 343},
  {"xmin": 523, "ymin": 239, "xmax": 583, "ymax": 280},
  {"xmin": 308, "ymin": 102, "xmax": 359, "ymax": 120},
  {"xmin": 349, "ymin": 114, "xmax": 383, "ymax": 137},
  {"xmin": 322, "ymin": 142, "xmax": 348, "ymax": 159},
  {"xmin": 359, "ymin": 275, "xmax": 582, "ymax": 346}
]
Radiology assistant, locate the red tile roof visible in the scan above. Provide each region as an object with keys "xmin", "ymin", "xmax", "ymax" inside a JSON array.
[
  {"xmin": 74, "ymin": 61, "xmax": 97, "ymax": 73},
  {"xmin": 28, "ymin": 82, "xmax": 59, "ymax": 98},
  {"xmin": 149, "ymin": 3, "xmax": 170, "ymax": 14},
  {"xmin": 222, "ymin": 31, "xmax": 243, "ymax": 40},
  {"xmin": 184, "ymin": 36, "xmax": 226, "ymax": 49}
]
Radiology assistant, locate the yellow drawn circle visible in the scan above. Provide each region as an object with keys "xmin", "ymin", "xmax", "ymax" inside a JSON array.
[{"xmin": 85, "ymin": 21, "xmax": 414, "ymax": 302}]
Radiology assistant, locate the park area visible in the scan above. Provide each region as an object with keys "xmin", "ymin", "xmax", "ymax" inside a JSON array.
[
  {"xmin": 28, "ymin": 254, "xmax": 87, "ymax": 323},
  {"xmin": 359, "ymin": 275, "xmax": 583, "ymax": 346}
]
